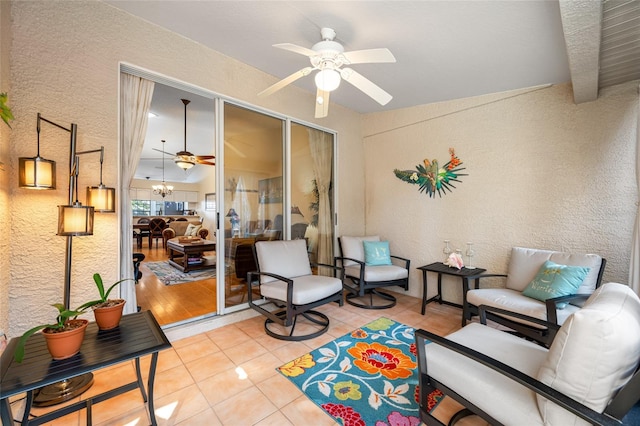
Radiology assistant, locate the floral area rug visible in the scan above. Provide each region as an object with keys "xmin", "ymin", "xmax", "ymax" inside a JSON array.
[
  {"xmin": 144, "ymin": 260, "xmax": 216, "ymax": 285},
  {"xmin": 277, "ymin": 317, "xmax": 444, "ymax": 426}
]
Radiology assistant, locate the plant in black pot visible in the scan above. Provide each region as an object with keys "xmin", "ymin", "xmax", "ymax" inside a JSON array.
[
  {"xmin": 78, "ymin": 273, "xmax": 132, "ymax": 331},
  {"xmin": 14, "ymin": 303, "xmax": 88, "ymax": 363}
]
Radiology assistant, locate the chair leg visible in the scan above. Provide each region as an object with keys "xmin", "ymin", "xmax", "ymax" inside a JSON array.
[
  {"xmin": 346, "ymin": 289, "xmax": 396, "ymax": 309},
  {"xmin": 263, "ymin": 310, "xmax": 331, "ymax": 341}
]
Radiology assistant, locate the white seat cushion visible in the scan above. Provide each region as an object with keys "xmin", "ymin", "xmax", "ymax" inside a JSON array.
[
  {"xmin": 255, "ymin": 240, "xmax": 311, "ymax": 283},
  {"xmin": 345, "ymin": 264, "xmax": 408, "ymax": 281},
  {"xmin": 426, "ymin": 323, "xmax": 548, "ymax": 425},
  {"xmin": 537, "ymin": 282, "xmax": 640, "ymax": 425},
  {"xmin": 506, "ymin": 247, "xmax": 603, "ymax": 294},
  {"xmin": 467, "ymin": 288, "xmax": 577, "ymax": 328},
  {"xmin": 340, "ymin": 236, "xmax": 380, "ymax": 266},
  {"xmin": 260, "ymin": 274, "xmax": 343, "ymax": 305}
]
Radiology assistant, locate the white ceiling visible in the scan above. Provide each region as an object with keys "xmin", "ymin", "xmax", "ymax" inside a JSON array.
[
  {"xmin": 108, "ymin": 0, "xmax": 575, "ymax": 114},
  {"xmin": 113, "ymin": 0, "xmax": 638, "ymax": 183}
]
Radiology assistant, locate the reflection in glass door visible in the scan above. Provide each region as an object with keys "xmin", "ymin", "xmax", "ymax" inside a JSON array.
[
  {"xmin": 291, "ymin": 123, "xmax": 335, "ymax": 272},
  {"xmin": 222, "ymin": 103, "xmax": 283, "ymax": 309}
]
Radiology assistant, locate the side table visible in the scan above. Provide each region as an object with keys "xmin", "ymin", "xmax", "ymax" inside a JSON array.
[
  {"xmin": 418, "ymin": 262, "xmax": 486, "ymax": 325},
  {"xmin": 0, "ymin": 310, "xmax": 171, "ymax": 426}
]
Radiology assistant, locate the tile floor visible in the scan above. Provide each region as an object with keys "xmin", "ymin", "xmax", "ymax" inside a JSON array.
[{"xmin": 9, "ymin": 294, "xmax": 467, "ymax": 426}]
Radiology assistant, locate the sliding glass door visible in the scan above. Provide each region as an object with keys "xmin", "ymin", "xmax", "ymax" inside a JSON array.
[{"xmin": 221, "ymin": 103, "xmax": 284, "ymax": 309}]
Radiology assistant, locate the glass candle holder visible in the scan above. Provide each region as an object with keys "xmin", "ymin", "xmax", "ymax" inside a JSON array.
[
  {"xmin": 443, "ymin": 240, "xmax": 452, "ymax": 263},
  {"xmin": 465, "ymin": 242, "xmax": 476, "ymax": 269}
]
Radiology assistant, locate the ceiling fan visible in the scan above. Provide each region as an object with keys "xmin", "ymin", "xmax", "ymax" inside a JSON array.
[
  {"xmin": 153, "ymin": 98, "xmax": 215, "ymax": 170},
  {"xmin": 258, "ymin": 27, "xmax": 396, "ymax": 118}
]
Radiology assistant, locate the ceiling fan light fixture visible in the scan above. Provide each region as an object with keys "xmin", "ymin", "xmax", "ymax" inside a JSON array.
[
  {"xmin": 315, "ymin": 69, "xmax": 341, "ymax": 92},
  {"xmin": 174, "ymin": 152, "xmax": 196, "ymax": 170}
]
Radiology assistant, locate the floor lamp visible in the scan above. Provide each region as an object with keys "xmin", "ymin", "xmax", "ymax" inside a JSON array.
[{"xmin": 18, "ymin": 113, "xmax": 116, "ymax": 406}]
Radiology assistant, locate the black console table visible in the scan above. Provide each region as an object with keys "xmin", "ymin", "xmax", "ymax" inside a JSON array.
[
  {"xmin": 0, "ymin": 310, "xmax": 171, "ymax": 425},
  {"xmin": 418, "ymin": 262, "xmax": 486, "ymax": 324}
]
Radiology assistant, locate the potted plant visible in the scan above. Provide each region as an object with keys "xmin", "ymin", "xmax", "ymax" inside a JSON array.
[
  {"xmin": 14, "ymin": 304, "xmax": 88, "ymax": 363},
  {"xmin": 78, "ymin": 273, "xmax": 132, "ymax": 330}
]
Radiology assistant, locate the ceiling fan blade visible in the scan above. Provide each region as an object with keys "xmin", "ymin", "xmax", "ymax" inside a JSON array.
[
  {"xmin": 340, "ymin": 68, "xmax": 393, "ymax": 106},
  {"xmin": 315, "ymin": 89, "xmax": 330, "ymax": 118},
  {"xmin": 342, "ymin": 48, "xmax": 396, "ymax": 65},
  {"xmin": 196, "ymin": 159, "xmax": 215, "ymax": 166},
  {"xmin": 273, "ymin": 43, "xmax": 317, "ymax": 57},
  {"xmin": 195, "ymin": 155, "xmax": 215, "ymax": 160},
  {"xmin": 258, "ymin": 67, "xmax": 314, "ymax": 97},
  {"xmin": 152, "ymin": 147, "xmax": 174, "ymax": 156}
]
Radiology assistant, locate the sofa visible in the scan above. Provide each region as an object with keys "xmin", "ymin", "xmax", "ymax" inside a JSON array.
[{"xmin": 162, "ymin": 221, "xmax": 209, "ymax": 250}]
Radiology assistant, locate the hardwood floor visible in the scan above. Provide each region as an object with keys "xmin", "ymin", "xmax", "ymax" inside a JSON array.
[{"xmin": 134, "ymin": 243, "xmax": 219, "ymax": 326}]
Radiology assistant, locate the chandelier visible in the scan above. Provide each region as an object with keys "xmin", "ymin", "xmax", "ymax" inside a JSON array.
[{"xmin": 152, "ymin": 140, "xmax": 173, "ymax": 198}]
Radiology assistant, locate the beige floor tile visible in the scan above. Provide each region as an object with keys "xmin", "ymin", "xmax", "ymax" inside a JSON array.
[
  {"xmin": 85, "ymin": 390, "xmax": 146, "ymax": 425},
  {"xmin": 139, "ymin": 347, "xmax": 185, "ymax": 376},
  {"xmin": 254, "ymin": 410, "xmax": 294, "ymax": 426},
  {"xmin": 234, "ymin": 316, "xmax": 268, "ymax": 338},
  {"xmin": 213, "ymin": 387, "xmax": 277, "ymax": 425},
  {"xmin": 153, "ymin": 364, "xmax": 196, "ymax": 398},
  {"xmin": 223, "ymin": 339, "xmax": 268, "ymax": 365},
  {"xmin": 238, "ymin": 352, "xmax": 282, "ymax": 384},
  {"xmin": 175, "ymin": 337, "xmax": 221, "ymax": 364},
  {"xmin": 171, "ymin": 333, "xmax": 209, "ymax": 349},
  {"xmin": 198, "ymin": 368, "xmax": 254, "ymax": 405},
  {"xmin": 153, "ymin": 383, "xmax": 212, "ymax": 425},
  {"xmin": 205, "ymin": 324, "xmax": 251, "ymax": 350},
  {"xmin": 256, "ymin": 374, "xmax": 302, "ymax": 408},
  {"xmin": 280, "ymin": 395, "xmax": 336, "ymax": 426},
  {"xmin": 176, "ymin": 407, "xmax": 222, "ymax": 426},
  {"xmin": 254, "ymin": 333, "xmax": 289, "ymax": 352},
  {"xmin": 186, "ymin": 351, "xmax": 235, "ymax": 381},
  {"xmin": 271, "ymin": 341, "xmax": 313, "ymax": 363}
]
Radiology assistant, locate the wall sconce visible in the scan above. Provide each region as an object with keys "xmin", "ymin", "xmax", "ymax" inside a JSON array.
[
  {"xmin": 86, "ymin": 147, "xmax": 116, "ymax": 212},
  {"xmin": 18, "ymin": 113, "xmax": 57, "ymax": 189}
]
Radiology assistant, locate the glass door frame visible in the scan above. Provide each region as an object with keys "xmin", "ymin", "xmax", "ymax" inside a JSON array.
[{"xmin": 215, "ymin": 99, "xmax": 338, "ymax": 316}]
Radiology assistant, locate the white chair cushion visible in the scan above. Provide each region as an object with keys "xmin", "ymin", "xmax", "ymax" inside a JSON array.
[
  {"xmin": 506, "ymin": 247, "xmax": 603, "ymax": 294},
  {"xmin": 467, "ymin": 288, "xmax": 577, "ymax": 328},
  {"xmin": 255, "ymin": 240, "xmax": 311, "ymax": 283},
  {"xmin": 426, "ymin": 323, "xmax": 548, "ymax": 425},
  {"xmin": 340, "ymin": 235, "xmax": 380, "ymax": 266},
  {"xmin": 260, "ymin": 274, "xmax": 343, "ymax": 305},
  {"xmin": 537, "ymin": 282, "xmax": 640, "ymax": 424},
  {"xmin": 345, "ymin": 264, "xmax": 408, "ymax": 281}
]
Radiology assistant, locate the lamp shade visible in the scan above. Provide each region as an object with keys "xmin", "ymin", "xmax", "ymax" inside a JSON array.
[
  {"xmin": 19, "ymin": 156, "xmax": 56, "ymax": 189},
  {"xmin": 57, "ymin": 203, "xmax": 94, "ymax": 236},
  {"xmin": 315, "ymin": 69, "xmax": 341, "ymax": 92},
  {"xmin": 86, "ymin": 185, "xmax": 115, "ymax": 213}
]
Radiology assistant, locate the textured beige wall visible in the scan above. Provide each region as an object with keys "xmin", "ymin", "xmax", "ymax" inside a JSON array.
[
  {"xmin": 363, "ymin": 82, "xmax": 638, "ymax": 303},
  {"xmin": 6, "ymin": 0, "xmax": 363, "ymax": 337},
  {"xmin": 0, "ymin": 1, "xmax": 11, "ymax": 337}
]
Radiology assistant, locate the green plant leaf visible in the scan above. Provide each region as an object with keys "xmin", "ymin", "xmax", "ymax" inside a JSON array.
[{"xmin": 0, "ymin": 92, "xmax": 14, "ymax": 129}]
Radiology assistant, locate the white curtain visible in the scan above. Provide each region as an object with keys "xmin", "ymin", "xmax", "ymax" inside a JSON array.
[
  {"xmin": 119, "ymin": 73, "xmax": 155, "ymax": 314},
  {"xmin": 630, "ymin": 85, "xmax": 640, "ymax": 295},
  {"xmin": 308, "ymin": 128, "xmax": 333, "ymax": 273}
]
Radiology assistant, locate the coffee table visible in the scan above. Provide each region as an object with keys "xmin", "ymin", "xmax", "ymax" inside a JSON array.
[{"xmin": 167, "ymin": 238, "xmax": 216, "ymax": 273}]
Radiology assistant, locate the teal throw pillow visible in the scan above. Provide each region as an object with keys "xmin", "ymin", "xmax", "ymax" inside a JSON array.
[
  {"xmin": 363, "ymin": 241, "xmax": 392, "ymax": 266},
  {"xmin": 522, "ymin": 260, "xmax": 591, "ymax": 306}
]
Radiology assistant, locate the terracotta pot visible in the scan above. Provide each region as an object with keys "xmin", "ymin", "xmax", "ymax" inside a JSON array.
[
  {"xmin": 43, "ymin": 319, "xmax": 88, "ymax": 360},
  {"xmin": 93, "ymin": 299, "xmax": 126, "ymax": 330}
]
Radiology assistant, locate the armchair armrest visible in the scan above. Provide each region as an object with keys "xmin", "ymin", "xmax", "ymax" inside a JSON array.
[
  {"xmin": 390, "ymin": 254, "xmax": 410, "ymax": 270},
  {"xmin": 334, "ymin": 256, "xmax": 365, "ymax": 267},
  {"xmin": 312, "ymin": 262, "xmax": 344, "ymax": 279},
  {"xmin": 478, "ymin": 305, "xmax": 561, "ymax": 334},
  {"xmin": 414, "ymin": 328, "xmax": 620, "ymax": 426},
  {"xmin": 465, "ymin": 272, "xmax": 507, "ymax": 282},
  {"xmin": 544, "ymin": 293, "xmax": 590, "ymax": 324},
  {"xmin": 162, "ymin": 228, "xmax": 176, "ymax": 239}
]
